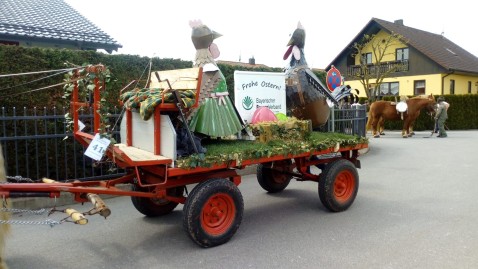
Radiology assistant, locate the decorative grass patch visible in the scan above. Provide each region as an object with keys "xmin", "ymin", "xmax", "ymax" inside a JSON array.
[{"xmin": 176, "ymin": 132, "xmax": 368, "ymax": 168}]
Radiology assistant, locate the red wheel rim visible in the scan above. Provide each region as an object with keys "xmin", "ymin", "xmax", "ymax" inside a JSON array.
[
  {"xmin": 201, "ymin": 193, "xmax": 235, "ymax": 236},
  {"xmin": 333, "ymin": 170, "xmax": 356, "ymax": 203}
]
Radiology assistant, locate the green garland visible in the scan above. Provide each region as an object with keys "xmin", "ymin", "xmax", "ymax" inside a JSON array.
[
  {"xmin": 62, "ymin": 64, "xmax": 113, "ymax": 140},
  {"xmin": 176, "ymin": 132, "xmax": 368, "ymax": 168}
]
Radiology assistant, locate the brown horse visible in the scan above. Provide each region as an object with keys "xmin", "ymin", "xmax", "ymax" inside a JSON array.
[{"xmin": 367, "ymin": 94, "xmax": 436, "ymax": 138}]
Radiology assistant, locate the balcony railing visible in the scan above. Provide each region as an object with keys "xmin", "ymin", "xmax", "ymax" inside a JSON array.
[{"xmin": 347, "ymin": 60, "xmax": 409, "ymax": 77}]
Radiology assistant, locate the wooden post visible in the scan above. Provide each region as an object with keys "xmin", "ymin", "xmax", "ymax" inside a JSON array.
[
  {"xmin": 154, "ymin": 107, "xmax": 161, "ymax": 155},
  {"xmin": 126, "ymin": 110, "xmax": 132, "ymax": 147},
  {"xmin": 72, "ymin": 70, "xmax": 80, "ymax": 133}
]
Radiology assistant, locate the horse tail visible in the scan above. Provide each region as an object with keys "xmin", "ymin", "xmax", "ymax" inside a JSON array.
[
  {"xmin": 366, "ymin": 103, "xmax": 374, "ymax": 131},
  {"xmin": 366, "ymin": 114, "xmax": 372, "ymax": 131}
]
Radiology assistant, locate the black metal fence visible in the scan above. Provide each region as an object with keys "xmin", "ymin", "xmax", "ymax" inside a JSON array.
[
  {"xmin": 0, "ymin": 105, "xmax": 367, "ymax": 181},
  {"xmin": 327, "ymin": 105, "xmax": 367, "ymax": 137},
  {"xmin": 0, "ymin": 106, "xmax": 124, "ymax": 181}
]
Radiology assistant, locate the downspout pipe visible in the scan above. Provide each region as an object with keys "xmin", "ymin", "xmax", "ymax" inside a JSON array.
[{"xmin": 441, "ymin": 70, "xmax": 454, "ymax": 95}]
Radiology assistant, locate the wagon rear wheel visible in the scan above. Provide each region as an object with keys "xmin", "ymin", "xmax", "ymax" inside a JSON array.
[
  {"xmin": 183, "ymin": 178, "xmax": 244, "ymax": 248},
  {"xmin": 131, "ymin": 185, "xmax": 184, "ymax": 217},
  {"xmin": 319, "ymin": 159, "xmax": 359, "ymax": 212},
  {"xmin": 257, "ymin": 160, "xmax": 293, "ymax": 193}
]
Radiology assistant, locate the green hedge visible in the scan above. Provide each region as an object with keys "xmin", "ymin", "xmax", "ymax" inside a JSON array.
[
  {"xmin": 0, "ymin": 45, "xmax": 192, "ymax": 108},
  {"xmin": 0, "ymin": 45, "xmax": 288, "ymax": 108}
]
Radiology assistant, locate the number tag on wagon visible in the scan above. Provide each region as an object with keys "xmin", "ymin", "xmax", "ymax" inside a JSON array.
[{"xmin": 84, "ymin": 134, "xmax": 111, "ymax": 161}]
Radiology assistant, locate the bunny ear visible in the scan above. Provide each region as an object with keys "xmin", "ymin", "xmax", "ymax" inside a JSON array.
[{"xmin": 189, "ymin": 19, "xmax": 203, "ymax": 28}]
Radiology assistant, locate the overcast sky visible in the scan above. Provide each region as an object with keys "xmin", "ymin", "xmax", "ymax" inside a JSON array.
[{"xmin": 65, "ymin": 0, "xmax": 477, "ymax": 69}]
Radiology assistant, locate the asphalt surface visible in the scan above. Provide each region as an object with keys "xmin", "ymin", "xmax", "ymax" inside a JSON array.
[{"xmin": 4, "ymin": 130, "xmax": 478, "ymax": 268}]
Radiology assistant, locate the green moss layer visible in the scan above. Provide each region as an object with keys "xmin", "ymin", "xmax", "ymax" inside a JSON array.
[{"xmin": 176, "ymin": 132, "xmax": 368, "ymax": 168}]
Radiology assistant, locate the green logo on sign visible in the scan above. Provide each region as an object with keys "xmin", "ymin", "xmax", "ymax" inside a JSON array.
[{"xmin": 242, "ymin": 96, "xmax": 253, "ymax": 110}]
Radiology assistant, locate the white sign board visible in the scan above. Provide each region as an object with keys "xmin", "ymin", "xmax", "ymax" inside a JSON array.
[{"xmin": 234, "ymin": 71, "xmax": 286, "ymax": 123}]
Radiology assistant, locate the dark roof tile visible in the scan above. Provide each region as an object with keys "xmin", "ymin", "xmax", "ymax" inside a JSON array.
[
  {"xmin": 0, "ymin": 0, "xmax": 122, "ymax": 52},
  {"xmin": 373, "ymin": 18, "xmax": 478, "ymax": 74}
]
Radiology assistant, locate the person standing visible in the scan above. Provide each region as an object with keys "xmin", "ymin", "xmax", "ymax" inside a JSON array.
[{"xmin": 435, "ymin": 96, "xmax": 448, "ymax": 138}]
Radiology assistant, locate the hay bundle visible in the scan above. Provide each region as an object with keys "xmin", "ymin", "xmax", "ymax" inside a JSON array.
[{"xmin": 249, "ymin": 117, "xmax": 312, "ymax": 143}]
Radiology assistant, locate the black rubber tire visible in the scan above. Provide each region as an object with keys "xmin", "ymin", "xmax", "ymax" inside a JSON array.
[
  {"xmin": 256, "ymin": 160, "xmax": 293, "ymax": 193},
  {"xmin": 319, "ymin": 159, "xmax": 359, "ymax": 212},
  {"xmin": 183, "ymin": 178, "xmax": 244, "ymax": 248},
  {"xmin": 131, "ymin": 185, "xmax": 183, "ymax": 217}
]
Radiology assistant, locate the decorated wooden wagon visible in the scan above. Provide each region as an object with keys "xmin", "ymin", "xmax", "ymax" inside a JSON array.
[{"xmin": 0, "ymin": 65, "xmax": 367, "ymax": 247}]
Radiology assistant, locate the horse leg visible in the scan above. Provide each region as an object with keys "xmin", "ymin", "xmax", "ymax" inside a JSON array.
[
  {"xmin": 401, "ymin": 129, "xmax": 408, "ymax": 138},
  {"xmin": 372, "ymin": 118, "xmax": 380, "ymax": 138},
  {"xmin": 402, "ymin": 119, "xmax": 411, "ymax": 138},
  {"xmin": 408, "ymin": 115, "xmax": 419, "ymax": 137},
  {"xmin": 0, "ymin": 144, "xmax": 9, "ymax": 269},
  {"xmin": 378, "ymin": 117, "xmax": 385, "ymax": 135}
]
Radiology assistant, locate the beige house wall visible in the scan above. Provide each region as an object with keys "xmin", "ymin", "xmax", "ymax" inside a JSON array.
[
  {"xmin": 442, "ymin": 74, "xmax": 478, "ymax": 95},
  {"xmin": 354, "ymin": 30, "xmax": 407, "ymax": 65},
  {"xmin": 345, "ymin": 74, "xmax": 478, "ymax": 97}
]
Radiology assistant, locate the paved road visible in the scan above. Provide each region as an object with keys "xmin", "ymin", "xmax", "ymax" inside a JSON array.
[{"xmin": 4, "ymin": 130, "xmax": 478, "ymax": 269}]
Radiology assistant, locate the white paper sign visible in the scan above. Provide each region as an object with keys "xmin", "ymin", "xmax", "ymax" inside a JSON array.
[
  {"xmin": 84, "ymin": 133, "xmax": 111, "ymax": 161},
  {"xmin": 234, "ymin": 71, "xmax": 286, "ymax": 123}
]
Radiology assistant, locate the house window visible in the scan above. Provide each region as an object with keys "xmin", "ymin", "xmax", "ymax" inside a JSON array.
[
  {"xmin": 362, "ymin": 53, "xmax": 372, "ymax": 64},
  {"xmin": 396, "ymin": 48, "xmax": 409, "ymax": 61},
  {"xmin": 450, "ymin": 80, "xmax": 455, "ymax": 94},
  {"xmin": 468, "ymin": 81, "xmax": 472, "ymax": 94},
  {"xmin": 380, "ymin": 82, "xmax": 399, "ymax": 96},
  {"xmin": 414, "ymin": 80, "xmax": 426, "ymax": 95}
]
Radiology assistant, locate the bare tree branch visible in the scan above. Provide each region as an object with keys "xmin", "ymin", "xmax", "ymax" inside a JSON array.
[{"xmin": 349, "ymin": 32, "xmax": 407, "ymax": 101}]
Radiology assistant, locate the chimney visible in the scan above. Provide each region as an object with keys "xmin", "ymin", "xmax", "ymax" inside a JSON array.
[
  {"xmin": 394, "ymin": 19, "xmax": 404, "ymax": 26},
  {"xmin": 249, "ymin": 56, "xmax": 255, "ymax": 65}
]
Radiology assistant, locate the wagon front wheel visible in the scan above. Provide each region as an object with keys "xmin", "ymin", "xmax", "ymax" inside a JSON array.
[
  {"xmin": 183, "ymin": 178, "xmax": 244, "ymax": 248},
  {"xmin": 319, "ymin": 159, "xmax": 359, "ymax": 212}
]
